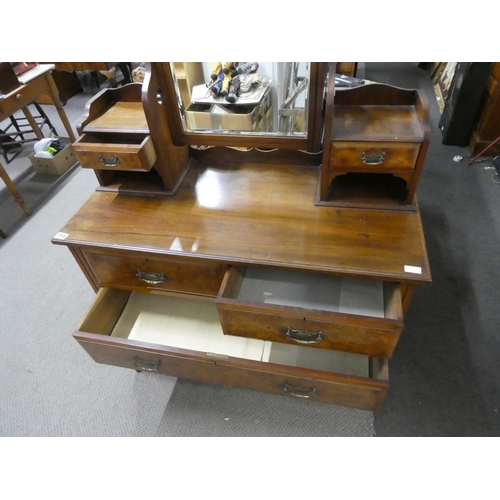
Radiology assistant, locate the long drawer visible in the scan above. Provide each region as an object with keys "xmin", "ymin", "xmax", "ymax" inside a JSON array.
[
  {"xmin": 330, "ymin": 141, "xmax": 420, "ymax": 170},
  {"xmin": 72, "ymin": 133, "xmax": 156, "ymax": 172},
  {"xmin": 74, "ymin": 288, "xmax": 389, "ymax": 411},
  {"xmin": 83, "ymin": 250, "xmax": 222, "ymax": 297},
  {"xmin": 216, "ymin": 267, "xmax": 403, "ymax": 358}
]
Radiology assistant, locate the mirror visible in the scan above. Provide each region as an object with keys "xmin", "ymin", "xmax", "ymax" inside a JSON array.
[{"xmin": 170, "ymin": 62, "xmax": 312, "ymax": 138}]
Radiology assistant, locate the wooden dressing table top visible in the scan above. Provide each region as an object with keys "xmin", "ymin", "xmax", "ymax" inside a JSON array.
[{"xmin": 54, "ymin": 163, "xmax": 431, "ymax": 284}]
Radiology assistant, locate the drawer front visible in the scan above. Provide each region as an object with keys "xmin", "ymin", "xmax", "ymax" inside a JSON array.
[
  {"xmin": 330, "ymin": 141, "xmax": 420, "ymax": 170},
  {"xmin": 83, "ymin": 251, "xmax": 221, "ymax": 296},
  {"xmin": 74, "ymin": 288, "xmax": 389, "ymax": 411},
  {"xmin": 217, "ymin": 307, "xmax": 401, "ymax": 358},
  {"xmin": 217, "ymin": 267, "xmax": 403, "ymax": 358},
  {"xmin": 0, "ymin": 78, "xmax": 46, "ymax": 116},
  {"xmin": 75, "ymin": 336, "xmax": 388, "ymax": 410},
  {"xmin": 72, "ymin": 134, "xmax": 156, "ymax": 172}
]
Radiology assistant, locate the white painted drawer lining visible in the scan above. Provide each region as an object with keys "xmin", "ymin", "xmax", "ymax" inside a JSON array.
[
  {"xmin": 237, "ymin": 268, "xmax": 385, "ymax": 318},
  {"xmin": 110, "ymin": 292, "xmax": 368, "ymax": 377}
]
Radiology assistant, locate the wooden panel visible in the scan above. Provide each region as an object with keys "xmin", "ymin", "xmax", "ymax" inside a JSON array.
[
  {"xmin": 469, "ymin": 63, "xmax": 500, "ymax": 157},
  {"xmin": 83, "ymin": 250, "xmax": 222, "ymax": 296},
  {"xmin": 52, "ymin": 163, "xmax": 431, "ymax": 286},
  {"xmin": 336, "ymin": 62, "xmax": 357, "ymax": 77},
  {"xmin": 331, "ymin": 142, "xmax": 420, "ymax": 170},
  {"xmin": 77, "ymin": 288, "xmax": 130, "ymax": 334}
]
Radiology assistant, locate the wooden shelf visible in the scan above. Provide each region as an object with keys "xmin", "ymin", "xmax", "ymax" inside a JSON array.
[
  {"xmin": 85, "ymin": 102, "xmax": 149, "ymax": 134},
  {"xmin": 332, "ymin": 105, "xmax": 424, "ymax": 142},
  {"xmin": 94, "ymin": 167, "xmax": 189, "ymax": 198},
  {"xmin": 320, "ymin": 173, "xmax": 416, "ymax": 211}
]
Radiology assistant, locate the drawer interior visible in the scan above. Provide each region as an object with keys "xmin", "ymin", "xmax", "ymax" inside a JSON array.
[
  {"xmin": 224, "ymin": 267, "xmax": 400, "ymax": 320},
  {"xmin": 111, "ymin": 292, "xmax": 265, "ymax": 361},
  {"xmin": 80, "ymin": 289, "xmax": 370, "ymax": 377},
  {"xmin": 75, "ymin": 132, "xmax": 149, "ymax": 147}
]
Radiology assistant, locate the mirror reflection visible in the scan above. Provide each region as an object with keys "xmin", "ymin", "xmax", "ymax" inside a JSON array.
[{"xmin": 171, "ymin": 62, "xmax": 310, "ymax": 137}]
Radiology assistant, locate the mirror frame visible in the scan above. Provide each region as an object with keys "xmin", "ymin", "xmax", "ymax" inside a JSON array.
[{"xmin": 151, "ymin": 62, "xmax": 328, "ymax": 153}]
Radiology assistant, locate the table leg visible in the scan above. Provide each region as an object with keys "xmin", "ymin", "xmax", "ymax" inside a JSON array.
[
  {"xmin": 21, "ymin": 106, "xmax": 44, "ymax": 139},
  {"xmin": 0, "ymin": 160, "xmax": 31, "ymax": 215},
  {"xmin": 44, "ymin": 72, "xmax": 76, "ymax": 142}
]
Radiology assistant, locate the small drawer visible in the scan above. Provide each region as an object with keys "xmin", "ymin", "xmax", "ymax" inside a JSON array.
[
  {"xmin": 74, "ymin": 288, "xmax": 389, "ymax": 410},
  {"xmin": 83, "ymin": 250, "xmax": 221, "ymax": 297},
  {"xmin": 216, "ymin": 267, "xmax": 403, "ymax": 358},
  {"xmin": 0, "ymin": 78, "xmax": 44, "ymax": 116},
  {"xmin": 72, "ymin": 133, "xmax": 156, "ymax": 172},
  {"xmin": 330, "ymin": 141, "xmax": 420, "ymax": 170}
]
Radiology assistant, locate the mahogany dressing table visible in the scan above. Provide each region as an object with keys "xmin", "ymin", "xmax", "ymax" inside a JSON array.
[{"xmin": 52, "ymin": 63, "xmax": 431, "ymax": 410}]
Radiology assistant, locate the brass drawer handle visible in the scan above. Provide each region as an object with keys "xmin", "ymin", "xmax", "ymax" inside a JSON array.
[
  {"xmin": 98, "ymin": 154, "xmax": 120, "ymax": 166},
  {"xmin": 133, "ymin": 358, "xmax": 160, "ymax": 372},
  {"xmin": 285, "ymin": 327, "xmax": 324, "ymax": 344},
  {"xmin": 360, "ymin": 151, "xmax": 386, "ymax": 165},
  {"xmin": 136, "ymin": 269, "xmax": 167, "ymax": 284},
  {"xmin": 283, "ymin": 383, "xmax": 318, "ymax": 399}
]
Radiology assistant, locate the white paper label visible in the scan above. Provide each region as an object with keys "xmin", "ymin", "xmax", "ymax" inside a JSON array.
[
  {"xmin": 404, "ymin": 265, "xmax": 422, "ymax": 274},
  {"xmin": 53, "ymin": 232, "xmax": 69, "ymax": 240}
]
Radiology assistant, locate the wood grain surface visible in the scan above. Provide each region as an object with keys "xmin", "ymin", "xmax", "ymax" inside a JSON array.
[{"xmin": 53, "ymin": 162, "xmax": 431, "ymax": 284}]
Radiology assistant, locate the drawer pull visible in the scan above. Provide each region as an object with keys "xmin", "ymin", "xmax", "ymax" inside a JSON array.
[
  {"xmin": 136, "ymin": 269, "xmax": 167, "ymax": 284},
  {"xmin": 285, "ymin": 327, "xmax": 324, "ymax": 344},
  {"xmin": 98, "ymin": 154, "xmax": 120, "ymax": 166},
  {"xmin": 360, "ymin": 151, "xmax": 386, "ymax": 165},
  {"xmin": 132, "ymin": 358, "xmax": 160, "ymax": 372},
  {"xmin": 283, "ymin": 383, "xmax": 318, "ymax": 399}
]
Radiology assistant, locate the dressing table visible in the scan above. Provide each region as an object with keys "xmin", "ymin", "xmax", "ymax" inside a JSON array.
[{"xmin": 52, "ymin": 63, "xmax": 431, "ymax": 411}]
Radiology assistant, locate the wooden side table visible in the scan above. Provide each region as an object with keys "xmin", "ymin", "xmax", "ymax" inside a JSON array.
[{"xmin": 0, "ymin": 64, "xmax": 76, "ymax": 143}]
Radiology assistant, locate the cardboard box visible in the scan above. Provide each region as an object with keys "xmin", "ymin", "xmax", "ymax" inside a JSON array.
[
  {"xmin": 186, "ymin": 88, "xmax": 272, "ymax": 132},
  {"xmin": 29, "ymin": 143, "xmax": 77, "ymax": 175}
]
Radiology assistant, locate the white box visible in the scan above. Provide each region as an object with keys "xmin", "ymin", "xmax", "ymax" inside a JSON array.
[{"xmin": 29, "ymin": 143, "xmax": 77, "ymax": 175}]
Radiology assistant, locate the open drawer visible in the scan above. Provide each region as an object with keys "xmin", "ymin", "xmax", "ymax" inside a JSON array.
[
  {"xmin": 72, "ymin": 133, "xmax": 156, "ymax": 172},
  {"xmin": 216, "ymin": 267, "xmax": 403, "ymax": 358},
  {"xmin": 74, "ymin": 288, "xmax": 389, "ymax": 410}
]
